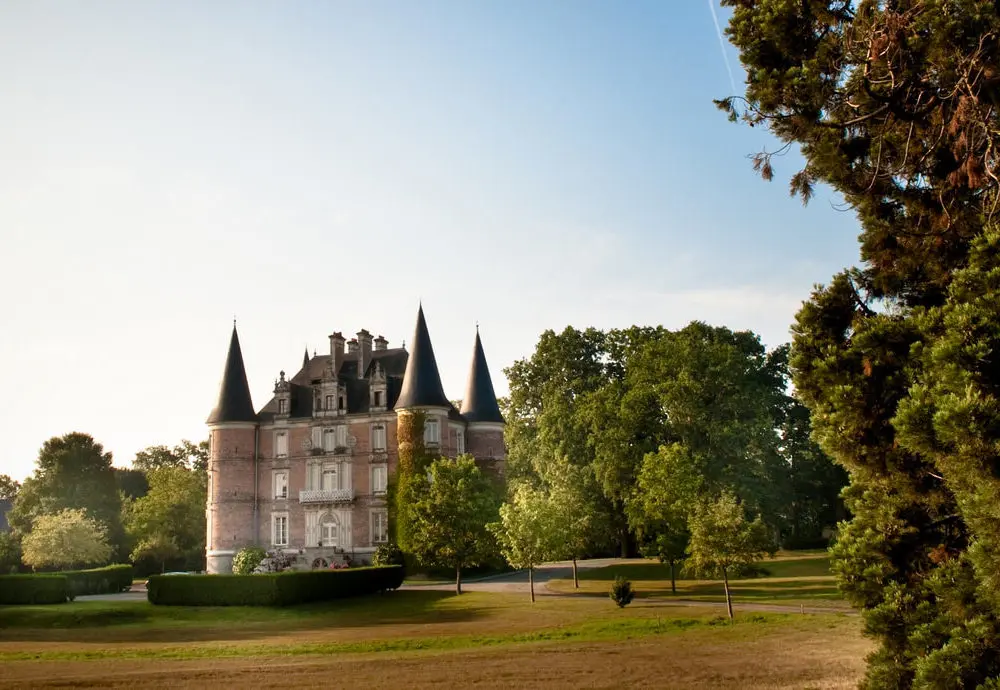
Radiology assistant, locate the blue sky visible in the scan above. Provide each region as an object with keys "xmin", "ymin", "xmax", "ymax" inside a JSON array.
[{"xmin": 0, "ymin": 1, "xmax": 861, "ymax": 481}]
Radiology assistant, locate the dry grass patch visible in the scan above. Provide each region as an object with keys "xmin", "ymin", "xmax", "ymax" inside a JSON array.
[{"xmin": 0, "ymin": 615, "xmax": 869, "ymax": 689}]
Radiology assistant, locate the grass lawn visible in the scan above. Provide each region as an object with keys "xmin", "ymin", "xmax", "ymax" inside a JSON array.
[
  {"xmin": 0, "ymin": 590, "xmax": 867, "ymax": 688},
  {"xmin": 549, "ymin": 551, "xmax": 848, "ymax": 609}
]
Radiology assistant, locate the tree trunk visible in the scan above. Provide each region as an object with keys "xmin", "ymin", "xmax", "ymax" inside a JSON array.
[
  {"xmin": 670, "ymin": 561, "xmax": 676, "ymax": 594},
  {"xmin": 722, "ymin": 566, "xmax": 733, "ymax": 620},
  {"xmin": 572, "ymin": 557, "xmax": 579, "ymax": 589},
  {"xmin": 456, "ymin": 565, "xmax": 462, "ymax": 595},
  {"xmin": 529, "ymin": 565, "xmax": 535, "ymax": 603}
]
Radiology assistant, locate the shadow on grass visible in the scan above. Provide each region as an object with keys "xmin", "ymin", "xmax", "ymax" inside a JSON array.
[
  {"xmin": 577, "ymin": 556, "xmax": 831, "ymax": 583},
  {"xmin": 0, "ymin": 590, "xmax": 488, "ymax": 643}
]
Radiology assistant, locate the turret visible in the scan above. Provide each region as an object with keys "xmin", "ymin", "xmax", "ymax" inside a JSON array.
[
  {"xmin": 395, "ymin": 305, "xmax": 450, "ymax": 450},
  {"xmin": 460, "ymin": 327, "xmax": 506, "ymax": 475},
  {"xmin": 206, "ymin": 323, "xmax": 259, "ymax": 574}
]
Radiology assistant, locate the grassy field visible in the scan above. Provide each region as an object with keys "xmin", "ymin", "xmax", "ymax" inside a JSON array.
[
  {"xmin": 0, "ymin": 552, "xmax": 866, "ymax": 688},
  {"xmin": 549, "ymin": 551, "xmax": 847, "ymax": 610}
]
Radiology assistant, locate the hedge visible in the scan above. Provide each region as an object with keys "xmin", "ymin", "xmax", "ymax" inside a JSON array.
[
  {"xmin": 63, "ymin": 564, "xmax": 134, "ymax": 597},
  {"xmin": 147, "ymin": 565, "xmax": 405, "ymax": 606},
  {"xmin": 0, "ymin": 575, "xmax": 69, "ymax": 605}
]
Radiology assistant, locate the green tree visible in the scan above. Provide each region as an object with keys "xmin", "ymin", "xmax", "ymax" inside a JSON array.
[
  {"xmin": 8, "ymin": 433, "xmax": 124, "ymax": 558},
  {"xmin": 0, "ymin": 532, "xmax": 21, "ymax": 573},
  {"xmin": 687, "ymin": 492, "xmax": 774, "ymax": 620},
  {"xmin": 133, "ymin": 440, "xmax": 209, "ymax": 475},
  {"xmin": 0, "ymin": 474, "xmax": 20, "ymax": 501},
  {"xmin": 489, "ymin": 483, "xmax": 560, "ymax": 602},
  {"xmin": 21, "ymin": 508, "xmax": 112, "ymax": 570},
  {"xmin": 546, "ymin": 458, "xmax": 613, "ymax": 588},
  {"xmin": 231, "ymin": 546, "xmax": 267, "ymax": 575},
  {"xmin": 720, "ymin": 1, "xmax": 1000, "ymax": 684},
  {"xmin": 627, "ymin": 444, "xmax": 702, "ymax": 593},
  {"xmin": 124, "ymin": 466, "xmax": 206, "ymax": 571},
  {"xmin": 407, "ymin": 456, "xmax": 499, "ymax": 594},
  {"xmin": 114, "ymin": 468, "xmax": 149, "ymax": 501}
]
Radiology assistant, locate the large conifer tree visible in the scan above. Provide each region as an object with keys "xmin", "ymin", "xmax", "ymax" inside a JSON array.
[{"xmin": 719, "ymin": 1, "xmax": 1000, "ymax": 685}]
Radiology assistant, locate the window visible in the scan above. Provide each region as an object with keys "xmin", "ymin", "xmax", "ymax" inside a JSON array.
[
  {"xmin": 372, "ymin": 424, "xmax": 386, "ymax": 451},
  {"xmin": 456, "ymin": 429, "xmax": 465, "ymax": 455},
  {"xmin": 275, "ymin": 432, "xmax": 288, "ymax": 458},
  {"xmin": 322, "ymin": 518, "xmax": 339, "ymax": 547},
  {"xmin": 372, "ymin": 465, "xmax": 387, "ymax": 494},
  {"xmin": 372, "ymin": 511, "xmax": 388, "ymax": 543},
  {"xmin": 278, "ymin": 399, "xmax": 288, "ymax": 414},
  {"xmin": 424, "ymin": 418, "xmax": 440, "ymax": 444},
  {"xmin": 323, "ymin": 428, "xmax": 336, "ymax": 452},
  {"xmin": 273, "ymin": 471, "xmax": 288, "ymax": 499},
  {"xmin": 325, "ymin": 395, "xmax": 334, "ymax": 411},
  {"xmin": 272, "ymin": 514, "xmax": 288, "ymax": 546},
  {"xmin": 322, "ymin": 466, "xmax": 338, "ymax": 491},
  {"xmin": 338, "ymin": 395, "xmax": 345, "ymax": 411},
  {"xmin": 336, "ymin": 425, "xmax": 348, "ymax": 447},
  {"xmin": 373, "ymin": 390, "xmax": 383, "ymax": 407}
]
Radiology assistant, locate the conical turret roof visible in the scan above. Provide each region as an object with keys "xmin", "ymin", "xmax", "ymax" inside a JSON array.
[
  {"xmin": 206, "ymin": 325, "xmax": 257, "ymax": 424},
  {"xmin": 395, "ymin": 305, "xmax": 450, "ymax": 409},
  {"xmin": 460, "ymin": 329, "xmax": 504, "ymax": 423}
]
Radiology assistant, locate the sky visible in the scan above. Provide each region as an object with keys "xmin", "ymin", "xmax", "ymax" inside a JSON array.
[{"xmin": 0, "ymin": 1, "xmax": 862, "ymax": 481}]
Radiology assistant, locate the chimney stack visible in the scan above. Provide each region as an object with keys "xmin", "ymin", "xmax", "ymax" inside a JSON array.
[
  {"xmin": 328, "ymin": 332, "xmax": 346, "ymax": 376},
  {"xmin": 357, "ymin": 329, "xmax": 373, "ymax": 378},
  {"xmin": 374, "ymin": 335, "xmax": 388, "ymax": 351}
]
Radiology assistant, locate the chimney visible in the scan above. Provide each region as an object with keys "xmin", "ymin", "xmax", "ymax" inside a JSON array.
[
  {"xmin": 374, "ymin": 335, "xmax": 388, "ymax": 351},
  {"xmin": 347, "ymin": 338, "xmax": 359, "ymax": 354},
  {"xmin": 328, "ymin": 332, "xmax": 346, "ymax": 376},
  {"xmin": 357, "ymin": 329, "xmax": 373, "ymax": 378}
]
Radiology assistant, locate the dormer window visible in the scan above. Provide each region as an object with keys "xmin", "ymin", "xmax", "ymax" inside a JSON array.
[
  {"xmin": 338, "ymin": 396, "xmax": 345, "ymax": 411},
  {"xmin": 325, "ymin": 395, "xmax": 334, "ymax": 411},
  {"xmin": 374, "ymin": 391, "xmax": 383, "ymax": 407},
  {"xmin": 278, "ymin": 399, "xmax": 288, "ymax": 415}
]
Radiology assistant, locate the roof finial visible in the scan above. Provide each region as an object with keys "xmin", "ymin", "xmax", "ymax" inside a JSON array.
[
  {"xmin": 233, "ymin": 315, "xmax": 237, "ymax": 328},
  {"xmin": 476, "ymin": 320, "xmax": 479, "ymax": 333}
]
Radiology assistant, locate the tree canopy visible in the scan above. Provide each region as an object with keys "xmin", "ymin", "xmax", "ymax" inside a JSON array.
[
  {"xmin": 721, "ymin": 0, "xmax": 1000, "ymax": 684},
  {"xmin": 21, "ymin": 508, "xmax": 112, "ymax": 570},
  {"xmin": 8, "ymin": 433, "xmax": 124, "ymax": 558},
  {"xmin": 124, "ymin": 465, "xmax": 206, "ymax": 572}
]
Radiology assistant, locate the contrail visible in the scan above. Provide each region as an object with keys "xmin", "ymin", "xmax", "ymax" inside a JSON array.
[{"xmin": 707, "ymin": 0, "xmax": 738, "ymax": 94}]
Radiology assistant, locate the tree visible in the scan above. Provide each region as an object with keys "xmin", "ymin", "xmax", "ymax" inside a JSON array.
[
  {"xmin": 720, "ymin": 1, "xmax": 1000, "ymax": 684},
  {"xmin": 124, "ymin": 466, "xmax": 206, "ymax": 571},
  {"xmin": 114, "ymin": 468, "xmax": 149, "ymax": 501},
  {"xmin": 133, "ymin": 440, "xmax": 208, "ymax": 475},
  {"xmin": 627, "ymin": 444, "xmax": 702, "ymax": 594},
  {"xmin": 21, "ymin": 508, "xmax": 112, "ymax": 570},
  {"xmin": 687, "ymin": 492, "xmax": 774, "ymax": 620},
  {"xmin": 546, "ymin": 458, "xmax": 613, "ymax": 588},
  {"xmin": 0, "ymin": 532, "xmax": 21, "ymax": 573},
  {"xmin": 407, "ymin": 456, "xmax": 499, "ymax": 594},
  {"xmin": 489, "ymin": 483, "xmax": 560, "ymax": 602},
  {"xmin": 0, "ymin": 474, "xmax": 20, "ymax": 502},
  {"xmin": 8, "ymin": 434, "xmax": 124, "ymax": 558}
]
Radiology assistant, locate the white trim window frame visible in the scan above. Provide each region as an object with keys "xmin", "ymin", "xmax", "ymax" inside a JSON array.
[
  {"xmin": 371, "ymin": 510, "xmax": 388, "ymax": 544},
  {"xmin": 273, "ymin": 470, "xmax": 288, "ymax": 500},
  {"xmin": 372, "ymin": 424, "xmax": 386, "ymax": 451},
  {"xmin": 372, "ymin": 464, "xmax": 387, "ymax": 494},
  {"xmin": 272, "ymin": 512, "xmax": 289, "ymax": 547},
  {"xmin": 275, "ymin": 431, "xmax": 289, "ymax": 458},
  {"xmin": 424, "ymin": 418, "xmax": 440, "ymax": 445}
]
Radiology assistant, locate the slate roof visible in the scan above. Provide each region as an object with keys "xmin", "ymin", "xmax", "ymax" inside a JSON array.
[
  {"xmin": 460, "ymin": 330, "xmax": 505, "ymax": 423},
  {"xmin": 206, "ymin": 325, "xmax": 257, "ymax": 424},
  {"xmin": 257, "ymin": 348, "xmax": 410, "ymax": 422},
  {"xmin": 395, "ymin": 305, "xmax": 451, "ymax": 410}
]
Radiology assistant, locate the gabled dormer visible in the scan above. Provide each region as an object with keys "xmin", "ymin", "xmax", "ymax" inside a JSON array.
[
  {"xmin": 273, "ymin": 370, "xmax": 291, "ymax": 418},
  {"xmin": 370, "ymin": 360, "xmax": 387, "ymax": 412}
]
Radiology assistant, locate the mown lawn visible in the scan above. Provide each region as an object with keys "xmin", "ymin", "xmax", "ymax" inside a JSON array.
[
  {"xmin": 549, "ymin": 551, "xmax": 847, "ymax": 609},
  {"xmin": 0, "ymin": 589, "xmax": 867, "ymax": 689}
]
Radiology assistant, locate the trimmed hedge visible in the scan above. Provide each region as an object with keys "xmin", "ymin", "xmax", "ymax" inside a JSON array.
[
  {"xmin": 63, "ymin": 564, "xmax": 134, "ymax": 597},
  {"xmin": 0, "ymin": 575, "xmax": 69, "ymax": 605},
  {"xmin": 147, "ymin": 565, "xmax": 405, "ymax": 606}
]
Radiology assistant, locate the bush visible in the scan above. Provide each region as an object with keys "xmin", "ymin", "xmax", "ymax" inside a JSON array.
[
  {"xmin": 610, "ymin": 576, "xmax": 635, "ymax": 608},
  {"xmin": 0, "ymin": 574, "xmax": 69, "ymax": 605},
  {"xmin": 232, "ymin": 546, "xmax": 267, "ymax": 575},
  {"xmin": 147, "ymin": 565, "xmax": 405, "ymax": 606},
  {"xmin": 62, "ymin": 564, "xmax": 134, "ymax": 596},
  {"xmin": 372, "ymin": 542, "xmax": 405, "ymax": 569}
]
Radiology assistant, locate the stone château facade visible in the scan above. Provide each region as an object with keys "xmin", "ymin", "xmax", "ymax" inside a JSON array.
[{"xmin": 204, "ymin": 306, "xmax": 506, "ymax": 574}]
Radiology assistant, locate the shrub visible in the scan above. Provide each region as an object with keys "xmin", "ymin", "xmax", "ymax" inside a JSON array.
[
  {"xmin": 147, "ymin": 565, "xmax": 405, "ymax": 606},
  {"xmin": 62, "ymin": 564, "xmax": 134, "ymax": 596},
  {"xmin": 232, "ymin": 546, "xmax": 267, "ymax": 575},
  {"xmin": 253, "ymin": 550, "xmax": 294, "ymax": 573},
  {"xmin": 372, "ymin": 542, "xmax": 405, "ymax": 569},
  {"xmin": 0, "ymin": 574, "xmax": 69, "ymax": 605},
  {"xmin": 610, "ymin": 576, "xmax": 635, "ymax": 608}
]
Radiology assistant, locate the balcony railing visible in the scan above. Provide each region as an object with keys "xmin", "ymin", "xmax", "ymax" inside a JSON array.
[{"xmin": 299, "ymin": 489, "xmax": 354, "ymax": 504}]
